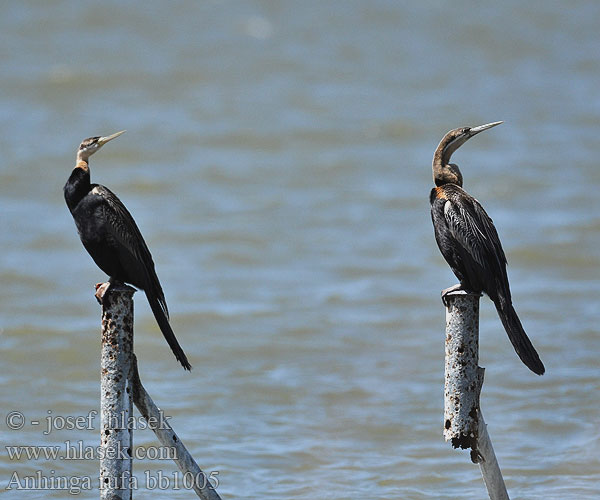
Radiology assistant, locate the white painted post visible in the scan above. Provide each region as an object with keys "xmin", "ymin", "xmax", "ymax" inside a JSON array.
[
  {"xmin": 97, "ymin": 282, "xmax": 136, "ymax": 499},
  {"xmin": 443, "ymin": 289, "xmax": 509, "ymax": 500}
]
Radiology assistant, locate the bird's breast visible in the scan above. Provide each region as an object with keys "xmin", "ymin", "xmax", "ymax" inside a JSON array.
[
  {"xmin": 433, "ymin": 186, "xmax": 448, "ymax": 200},
  {"xmin": 430, "ymin": 186, "xmax": 450, "ymax": 206}
]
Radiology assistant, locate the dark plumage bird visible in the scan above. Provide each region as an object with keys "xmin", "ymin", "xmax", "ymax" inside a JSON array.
[
  {"xmin": 64, "ymin": 131, "xmax": 191, "ymax": 370},
  {"xmin": 429, "ymin": 122, "xmax": 544, "ymax": 375}
]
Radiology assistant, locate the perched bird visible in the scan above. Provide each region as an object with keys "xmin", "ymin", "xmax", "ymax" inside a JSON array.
[
  {"xmin": 429, "ymin": 122, "xmax": 544, "ymax": 375},
  {"xmin": 64, "ymin": 131, "xmax": 191, "ymax": 370}
]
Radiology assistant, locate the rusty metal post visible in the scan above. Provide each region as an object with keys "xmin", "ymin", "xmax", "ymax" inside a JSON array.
[
  {"xmin": 97, "ymin": 282, "xmax": 136, "ymax": 500},
  {"xmin": 443, "ymin": 290, "xmax": 482, "ymax": 450},
  {"xmin": 443, "ymin": 289, "xmax": 509, "ymax": 500}
]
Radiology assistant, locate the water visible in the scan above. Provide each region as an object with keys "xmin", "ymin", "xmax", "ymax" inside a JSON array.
[{"xmin": 1, "ymin": 1, "xmax": 599, "ymax": 498}]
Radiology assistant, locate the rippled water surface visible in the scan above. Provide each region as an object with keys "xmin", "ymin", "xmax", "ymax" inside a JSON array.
[{"xmin": 1, "ymin": 2, "xmax": 599, "ymax": 498}]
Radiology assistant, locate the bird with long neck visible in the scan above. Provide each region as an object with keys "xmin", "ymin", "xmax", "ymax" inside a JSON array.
[
  {"xmin": 429, "ymin": 121, "xmax": 544, "ymax": 375},
  {"xmin": 64, "ymin": 131, "xmax": 191, "ymax": 370}
]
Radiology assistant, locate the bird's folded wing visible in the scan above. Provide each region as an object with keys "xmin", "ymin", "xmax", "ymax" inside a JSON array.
[
  {"xmin": 93, "ymin": 185, "xmax": 169, "ymax": 318},
  {"xmin": 443, "ymin": 196, "xmax": 507, "ymax": 273}
]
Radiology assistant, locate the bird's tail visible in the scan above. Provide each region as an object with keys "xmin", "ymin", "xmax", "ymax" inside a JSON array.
[
  {"xmin": 495, "ymin": 301, "xmax": 544, "ymax": 375},
  {"xmin": 146, "ymin": 291, "xmax": 192, "ymax": 371}
]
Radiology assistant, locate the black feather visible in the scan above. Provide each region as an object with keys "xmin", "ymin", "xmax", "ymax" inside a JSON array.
[
  {"xmin": 65, "ymin": 158, "xmax": 191, "ymax": 370},
  {"xmin": 431, "ymin": 184, "xmax": 544, "ymax": 375}
]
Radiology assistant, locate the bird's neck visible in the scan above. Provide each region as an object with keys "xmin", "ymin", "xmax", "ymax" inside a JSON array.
[
  {"xmin": 64, "ymin": 160, "xmax": 91, "ymax": 211},
  {"xmin": 76, "ymin": 158, "xmax": 89, "ymax": 171},
  {"xmin": 433, "ymin": 161, "xmax": 463, "ymax": 187}
]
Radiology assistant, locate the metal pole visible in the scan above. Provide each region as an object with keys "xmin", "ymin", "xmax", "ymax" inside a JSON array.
[
  {"xmin": 95, "ymin": 282, "xmax": 221, "ymax": 499},
  {"xmin": 97, "ymin": 282, "xmax": 136, "ymax": 500},
  {"xmin": 443, "ymin": 289, "xmax": 509, "ymax": 500},
  {"xmin": 477, "ymin": 407, "xmax": 510, "ymax": 500},
  {"xmin": 130, "ymin": 356, "xmax": 222, "ymax": 500}
]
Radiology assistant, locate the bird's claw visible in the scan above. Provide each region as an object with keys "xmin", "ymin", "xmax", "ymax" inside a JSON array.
[
  {"xmin": 441, "ymin": 284, "xmax": 464, "ymax": 307},
  {"xmin": 95, "ymin": 282, "xmax": 111, "ymax": 305}
]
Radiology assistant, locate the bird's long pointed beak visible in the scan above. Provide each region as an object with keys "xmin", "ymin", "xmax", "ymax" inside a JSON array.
[
  {"xmin": 469, "ymin": 121, "xmax": 503, "ymax": 135},
  {"xmin": 98, "ymin": 130, "xmax": 126, "ymax": 146}
]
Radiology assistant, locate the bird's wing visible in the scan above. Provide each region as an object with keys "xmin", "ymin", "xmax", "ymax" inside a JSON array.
[
  {"xmin": 443, "ymin": 194, "xmax": 507, "ymax": 272},
  {"xmin": 469, "ymin": 198, "xmax": 507, "ymax": 267},
  {"xmin": 92, "ymin": 184, "xmax": 169, "ymax": 317},
  {"xmin": 91, "ymin": 186, "xmax": 145, "ymax": 257}
]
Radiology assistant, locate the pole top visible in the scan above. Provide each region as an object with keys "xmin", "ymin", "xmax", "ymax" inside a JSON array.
[
  {"xmin": 95, "ymin": 281, "xmax": 136, "ymax": 304},
  {"xmin": 441, "ymin": 285, "xmax": 482, "ymax": 308},
  {"xmin": 445, "ymin": 289, "xmax": 482, "ymax": 298}
]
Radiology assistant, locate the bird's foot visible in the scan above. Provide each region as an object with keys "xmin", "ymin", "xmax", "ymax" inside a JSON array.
[
  {"xmin": 95, "ymin": 280, "xmax": 131, "ymax": 305},
  {"xmin": 95, "ymin": 282, "xmax": 111, "ymax": 305},
  {"xmin": 441, "ymin": 284, "xmax": 465, "ymax": 307}
]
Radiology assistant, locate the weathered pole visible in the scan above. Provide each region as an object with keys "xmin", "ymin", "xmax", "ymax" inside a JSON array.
[
  {"xmin": 131, "ymin": 357, "xmax": 222, "ymax": 500},
  {"xmin": 97, "ymin": 282, "xmax": 136, "ymax": 499},
  {"xmin": 443, "ymin": 289, "xmax": 509, "ymax": 500},
  {"xmin": 95, "ymin": 282, "xmax": 222, "ymax": 500}
]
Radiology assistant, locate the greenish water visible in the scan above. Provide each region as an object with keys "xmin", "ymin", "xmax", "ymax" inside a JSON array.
[{"xmin": 1, "ymin": 2, "xmax": 599, "ymax": 498}]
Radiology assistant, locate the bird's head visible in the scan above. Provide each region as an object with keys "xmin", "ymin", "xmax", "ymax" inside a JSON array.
[
  {"xmin": 77, "ymin": 130, "xmax": 125, "ymax": 162},
  {"xmin": 433, "ymin": 121, "xmax": 502, "ymax": 187}
]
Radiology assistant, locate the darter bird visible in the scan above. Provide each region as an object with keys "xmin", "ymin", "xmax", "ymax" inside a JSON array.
[
  {"xmin": 64, "ymin": 131, "xmax": 191, "ymax": 370},
  {"xmin": 429, "ymin": 121, "xmax": 544, "ymax": 375}
]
